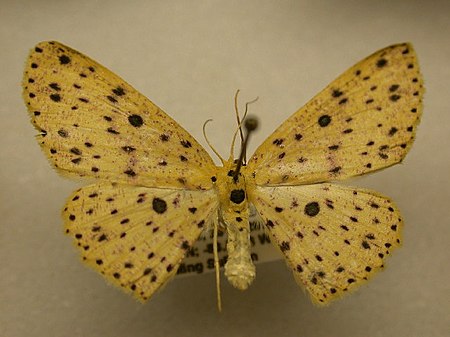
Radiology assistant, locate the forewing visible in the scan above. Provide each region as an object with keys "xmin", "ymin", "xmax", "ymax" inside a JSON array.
[
  {"xmin": 248, "ymin": 43, "xmax": 423, "ymax": 186},
  {"xmin": 23, "ymin": 41, "xmax": 215, "ymax": 190},
  {"xmin": 63, "ymin": 182, "xmax": 218, "ymax": 301},
  {"xmin": 249, "ymin": 183, "xmax": 402, "ymax": 305}
]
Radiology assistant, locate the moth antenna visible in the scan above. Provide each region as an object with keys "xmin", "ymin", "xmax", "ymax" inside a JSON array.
[
  {"xmin": 233, "ymin": 116, "xmax": 259, "ymax": 182},
  {"xmin": 203, "ymin": 119, "xmax": 225, "ymax": 165},
  {"xmin": 241, "ymin": 96, "xmax": 259, "ymax": 162},
  {"xmin": 234, "ymin": 89, "xmax": 245, "ymax": 145},
  {"xmin": 230, "ymin": 92, "xmax": 259, "ymax": 161}
]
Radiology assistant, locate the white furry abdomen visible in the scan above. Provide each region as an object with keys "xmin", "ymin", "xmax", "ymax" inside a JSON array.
[{"xmin": 224, "ymin": 224, "xmax": 256, "ymax": 290}]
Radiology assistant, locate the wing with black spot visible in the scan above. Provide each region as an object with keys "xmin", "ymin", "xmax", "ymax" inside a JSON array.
[
  {"xmin": 23, "ymin": 41, "xmax": 215, "ymax": 190},
  {"xmin": 249, "ymin": 183, "xmax": 402, "ymax": 305},
  {"xmin": 247, "ymin": 43, "xmax": 423, "ymax": 186},
  {"xmin": 63, "ymin": 182, "xmax": 218, "ymax": 301}
]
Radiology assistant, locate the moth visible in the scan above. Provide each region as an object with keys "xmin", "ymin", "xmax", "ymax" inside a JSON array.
[{"xmin": 23, "ymin": 41, "xmax": 423, "ymax": 309}]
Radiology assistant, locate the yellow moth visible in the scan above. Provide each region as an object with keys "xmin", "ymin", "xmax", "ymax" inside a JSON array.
[{"xmin": 23, "ymin": 41, "xmax": 423, "ymax": 309}]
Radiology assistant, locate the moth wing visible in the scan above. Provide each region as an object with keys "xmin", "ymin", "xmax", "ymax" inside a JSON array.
[
  {"xmin": 249, "ymin": 183, "xmax": 402, "ymax": 305},
  {"xmin": 248, "ymin": 43, "xmax": 423, "ymax": 186},
  {"xmin": 23, "ymin": 41, "xmax": 215, "ymax": 190},
  {"xmin": 64, "ymin": 182, "xmax": 218, "ymax": 301}
]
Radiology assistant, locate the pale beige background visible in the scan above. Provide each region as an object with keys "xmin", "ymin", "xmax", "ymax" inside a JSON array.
[{"xmin": 1, "ymin": 1, "xmax": 449, "ymax": 336}]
